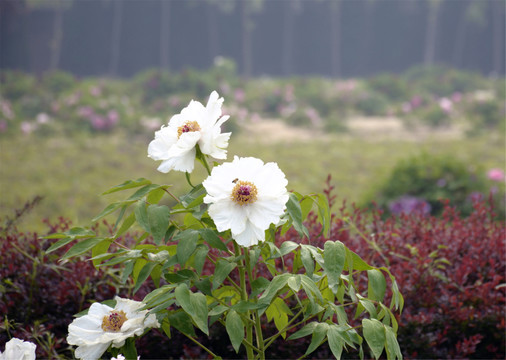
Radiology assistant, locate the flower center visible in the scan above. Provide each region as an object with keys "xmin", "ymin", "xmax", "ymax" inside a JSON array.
[
  {"xmin": 101, "ymin": 310, "xmax": 127, "ymax": 332},
  {"xmin": 231, "ymin": 180, "xmax": 258, "ymax": 206},
  {"xmin": 177, "ymin": 121, "xmax": 200, "ymax": 138}
]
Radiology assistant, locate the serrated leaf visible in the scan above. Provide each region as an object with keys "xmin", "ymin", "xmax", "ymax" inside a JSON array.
[
  {"xmin": 175, "ymin": 284, "xmax": 209, "ymax": 335},
  {"xmin": 226, "ymin": 310, "xmax": 244, "ymax": 353},
  {"xmin": 266, "ymin": 297, "xmax": 292, "ymax": 339},
  {"xmin": 363, "ymin": 319, "xmax": 385, "ymax": 360}
]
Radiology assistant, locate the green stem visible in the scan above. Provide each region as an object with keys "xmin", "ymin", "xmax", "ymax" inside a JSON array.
[
  {"xmin": 246, "ymin": 249, "xmax": 265, "ymax": 360},
  {"xmin": 185, "ymin": 172, "xmax": 195, "ymax": 188},
  {"xmin": 235, "ymin": 242, "xmax": 255, "ymax": 359},
  {"xmin": 182, "ymin": 332, "xmax": 221, "ymax": 359}
]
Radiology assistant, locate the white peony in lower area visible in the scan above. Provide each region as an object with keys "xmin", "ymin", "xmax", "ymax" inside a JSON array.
[
  {"xmin": 0, "ymin": 338, "xmax": 36, "ymax": 360},
  {"xmin": 203, "ymin": 156, "xmax": 289, "ymax": 247},
  {"xmin": 147, "ymin": 91, "xmax": 231, "ymax": 173},
  {"xmin": 67, "ymin": 297, "xmax": 160, "ymax": 360}
]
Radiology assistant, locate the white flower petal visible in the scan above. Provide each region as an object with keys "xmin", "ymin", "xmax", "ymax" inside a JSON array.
[
  {"xmin": 0, "ymin": 338, "xmax": 36, "ymax": 360},
  {"xmin": 74, "ymin": 342, "xmax": 110, "ymax": 360},
  {"xmin": 203, "ymin": 156, "xmax": 289, "ymax": 247}
]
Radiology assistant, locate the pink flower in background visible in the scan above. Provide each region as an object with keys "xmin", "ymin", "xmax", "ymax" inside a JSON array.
[
  {"xmin": 90, "ymin": 114, "xmax": 107, "ymax": 130},
  {"xmin": 410, "ymin": 95, "xmax": 423, "ymax": 109},
  {"xmin": 36, "ymin": 113, "xmax": 50, "ymax": 124},
  {"xmin": 451, "ymin": 92, "xmax": 462, "ymax": 103},
  {"xmin": 305, "ymin": 107, "xmax": 322, "ymax": 127},
  {"xmin": 107, "ymin": 110, "xmax": 119, "ymax": 126},
  {"xmin": 89, "ymin": 86, "xmax": 102, "ymax": 97},
  {"xmin": 401, "ymin": 102, "xmax": 412, "ymax": 114},
  {"xmin": 20, "ymin": 121, "xmax": 36, "ymax": 134},
  {"xmin": 439, "ymin": 97, "xmax": 453, "ymax": 114},
  {"xmin": 284, "ymin": 85, "xmax": 295, "ymax": 102},
  {"xmin": 78, "ymin": 106, "xmax": 94, "ymax": 118},
  {"xmin": 1, "ymin": 100, "xmax": 14, "ymax": 119},
  {"xmin": 0, "ymin": 120, "xmax": 7, "ymax": 133},
  {"xmin": 487, "ymin": 168, "xmax": 505, "ymax": 182},
  {"xmin": 234, "ymin": 88, "xmax": 245, "ymax": 103}
]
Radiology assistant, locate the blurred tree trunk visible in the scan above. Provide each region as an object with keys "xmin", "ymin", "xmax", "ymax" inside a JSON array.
[
  {"xmin": 452, "ymin": 1, "xmax": 468, "ymax": 67},
  {"xmin": 240, "ymin": 0, "xmax": 253, "ymax": 78},
  {"xmin": 206, "ymin": 1, "xmax": 219, "ymax": 63},
  {"xmin": 358, "ymin": 0, "xmax": 375, "ymax": 75},
  {"xmin": 49, "ymin": 2, "xmax": 63, "ymax": 70},
  {"xmin": 160, "ymin": 0, "xmax": 170, "ymax": 70},
  {"xmin": 329, "ymin": 0, "xmax": 341, "ymax": 78},
  {"xmin": 109, "ymin": 0, "xmax": 123, "ymax": 77},
  {"xmin": 424, "ymin": 0, "xmax": 441, "ymax": 66},
  {"xmin": 282, "ymin": 0, "xmax": 296, "ymax": 76},
  {"xmin": 492, "ymin": 0, "xmax": 505, "ymax": 75}
]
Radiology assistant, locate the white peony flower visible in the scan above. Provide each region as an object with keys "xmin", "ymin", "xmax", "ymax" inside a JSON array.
[
  {"xmin": 0, "ymin": 338, "xmax": 36, "ymax": 360},
  {"xmin": 67, "ymin": 297, "xmax": 160, "ymax": 360},
  {"xmin": 147, "ymin": 91, "xmax": 231, "ymax": 173},
  {"xmin": 203, "ymin": 156, "xmax": 289, "ymax": 247}
]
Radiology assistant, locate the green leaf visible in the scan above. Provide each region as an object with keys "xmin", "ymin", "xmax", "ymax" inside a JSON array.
[
  {"xmin": 91, "ymin": 239, "xmax": 111, "ymax": 267},
  {"xmin": 92, "ymin": 202, "xmax": 125, "ymax": 222},
  {"xmin": 287, "ymin": 321, "xmax": 318, "ymax": 340},
  {"xmin": 102, "ymin": 178, "xmax": 152, "ymax": 195},
  {"xmin": 362, "ymin": 319, "xmax": 386, "ymax": 360},
  {"xmin": 45, "ymin": 227, "xmax": 96, "ymax": 253},
  {"xmin": 300, "ymin": 245, "xmax": 315, "ymax": 278},
  {"xmin": 279, "ymin": 241, "xmax": 299, "ymax": 256},
  {"xmin": 300, "ymin": 274, "xmax": 324, "ymax": 304},
  {"xmin": 175, "ymin": 284, "xmax": 209, "ymax": 335},
  {"xmin": 305, "ymin": 322, "xmax": 329, "ymax": 356},
  {"xmin": 346, "ymin": 248, "xmax": 374, "ymax": 271},
  {"xmin": 167, "ymin": 311, "xmax": 196, "ymax": 336},
  {"xmin": 385, "ymin": 325, "xmax": 403, "ymax": 360},
  {"xmin": 315, "ymin": 193, "xmax": 331, "ymax": 237},
  {"xmin": 359, "ymin": 298, "xmax": 378, "ymax": 318},
  {"xmin": 115, "ymin": 211, "xmax": 136, "ymax": 238},
  {"xmin": 368, "ymin": 269, "xmax": 386, "ymax": 302},
  {"xmin": 266, "ymin": 297, "xmax": 292, "ymax": 339},
  {"xmin": 212, "ymin": 260, "xmax": 237, "ymax": 290},
  {"xmin": 286, "ymin": 193, "xmax": 309, "ymax": 238},
  {"xmin": 175, "ymin": 230, "xmax": 198, "ymax": 266},
  {"xmin": 133, "ymin": 262, "xmax": 158, "ymax": 294},
  {"xmin": 193, "ymin": 245, "xmax": 209, "ymax": 275},
  {"xmin": 323, "ymin": 241, "xmax": 345, "ymax": 294},
  {"xmin": 63, "ymin": 237, "xmax": 110, "ymax": 260},
  {"xmin": 134, "ymin": 201, "xmax": 150, "ymax": 232},
  {"xmin": 199, "ymin": 228, "xmax": 228, "ymax": 252},
  {"xmin": 147, "ymin": 204, "xmax": 170, "ymax": 245},
  {"xmin": 328, "ymin": 325, "xmax": 345, "ymax": 360},
  {"xmin": 180, "ymin": 184, "xmax": 206, "ymax": 208},
  {"xmin": 226, "ymin": 310, "xmax": 244, "ymax": 353},
  {"xmin": 127, "ymin": 184, "xmax": 163, "ymax": 201},
  {"xmin": 258, "ymin": 273, "xmax": 291, "ymax": 313}
]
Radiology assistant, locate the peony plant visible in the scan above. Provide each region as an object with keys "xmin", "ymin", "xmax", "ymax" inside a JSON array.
[{"xmin": 47, "ymin": 91, "xmax": 403, "ymax": 360}]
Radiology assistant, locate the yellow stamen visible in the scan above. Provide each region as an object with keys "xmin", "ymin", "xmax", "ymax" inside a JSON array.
[
  {"xmin": 177, "ymin": 121, "xmax": 201, "ymax": 138},
  {"xmin": 101, "ymin": 310, "xmax": 127, "ymax": 332},
  {"xmin": 231, "ymin": 180, "xmax": 258, "ymax": 206}
]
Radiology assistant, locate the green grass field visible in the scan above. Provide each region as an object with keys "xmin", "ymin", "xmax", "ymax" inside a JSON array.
[{"xmin": 0, "ymin": 127, "xmax": 504, "ymax": 232}]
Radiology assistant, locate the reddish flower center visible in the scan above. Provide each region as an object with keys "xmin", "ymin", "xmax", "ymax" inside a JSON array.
[
  {"xmin": 177, "ymin": 121, "xmax": 200, "ymax": 138},
  {"xmin": 101, "ymin": 310, "xmax": 127, "ymax": 332},
  {"xmin": 231, "ymin": 180, "xmax": 258, "ymax": 205}
]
